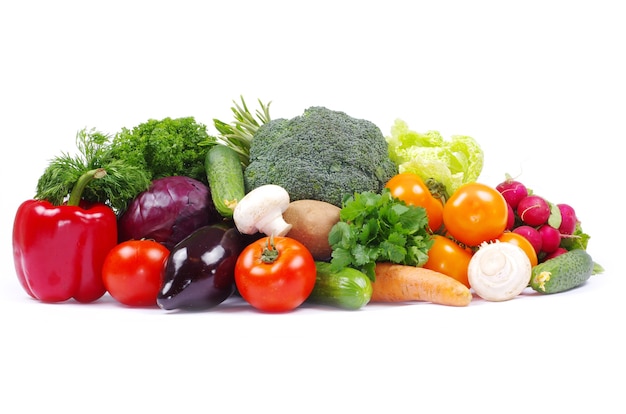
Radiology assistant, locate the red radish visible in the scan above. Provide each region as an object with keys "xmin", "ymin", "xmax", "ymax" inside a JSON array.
[
  {"xmin": 496, "ymin": 178, "xmax": 528, "ymax": 208},
  {"xmin": 513, "ymin": 225, "xmax": 542, "ymax": 254},
  {"xmin": 505, "ymin": 202, "xmax": 515, "ymax": 230},
  {"xmin": 538, "ymin": 224, "xmax": 561, "ymax": 253},
  {"xmin": 557, "ymin": 203, "xmax": 578, "ymax": 235},
  {"xmin": 543, "ymin": 247, "xmax": 568, "ymax": 261},
  {"xmin": 517, "ymin": 195, "xmax": 550, "ymax": 226}
]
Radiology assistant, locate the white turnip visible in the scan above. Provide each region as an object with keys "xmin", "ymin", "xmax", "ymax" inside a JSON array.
[{"xmin": 517, "ymin": 195, "xmax": 550, "ymax": 226}]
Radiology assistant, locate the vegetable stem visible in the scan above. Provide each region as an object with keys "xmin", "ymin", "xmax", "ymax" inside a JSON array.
[
  {"xmin": 67, "ymin": 168, "xmax": 107, "ymax": 207},
  {"xmin": 261, "ymin": 235, "xmax": 280, "ymax": 264}
]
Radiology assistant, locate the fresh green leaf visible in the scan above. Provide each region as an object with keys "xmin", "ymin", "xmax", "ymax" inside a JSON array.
[
  {"xmin": 380, "ymin": 237, "xmax": 407, "ymax": 263},
  {"xmin": 329, "ymin": 246, "xmax": 353, "ymax": 270},
  {"xmin": 329, "ymin": 188, "xmax": 433, "ymax": 281},
  {"xmin": 35, "ymin": 128, "xmax": 151, "ymax": 211},
  {"xmin": 108, "ymin": 117, "xmax": 212, "ymax": 185},
  {"xmin": 328, "ymin": 221, "xmax": 352, "ymax": 249},
  {"xmin": 560, "ymin": 222, "xmax": 591, "ymax": 251},
  {"xmin": 593, "ymin": 262, "xmax": 605, "ymax": 275},
  {"xmin": 352, "ymin": 244, "xmax": 374, "ymax": 267},
  {"xmin": 548, "ymin": 202, "xmax": 562, "ymax": 229},
  {"xmin": 359, "ymin": 219, "xmax": 379, "ymax": 245},
  {"xmin": 208, "ymin": 96, "xmax": 272, "ymax": 167},
  {"xmin": 386, "ymin": 119, "xmax": 484, "ymax": 197}
]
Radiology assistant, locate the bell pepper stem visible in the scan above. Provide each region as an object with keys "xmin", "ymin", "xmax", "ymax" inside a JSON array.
[{"xmin": 67, "ymin": 168, "xmax": 107, "ymax": 207}]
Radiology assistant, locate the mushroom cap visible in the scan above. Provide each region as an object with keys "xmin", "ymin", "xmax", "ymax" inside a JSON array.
[
  {"xmin": 233, "ymin": 184, "xmax": 293, "ymax": 236},
  {"xmin": 468, "ymin": 241, "xmax": 531, "ymax": 301}
]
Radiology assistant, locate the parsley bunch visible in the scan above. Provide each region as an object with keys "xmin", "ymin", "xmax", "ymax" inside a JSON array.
[
  {"xmin": 108, "ymin": 117, "xmax": 212, "ymax": 185},
  {"xmin": 328, "ymin": 189, "xmax": 434, "ymax": 281}
]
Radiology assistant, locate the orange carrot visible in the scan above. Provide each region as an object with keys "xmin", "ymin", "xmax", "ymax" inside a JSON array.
[{"xmin": 371, "ymin": 262, "xmax": 473, "ymax": 307}]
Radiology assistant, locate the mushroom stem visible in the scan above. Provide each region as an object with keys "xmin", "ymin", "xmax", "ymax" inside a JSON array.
[{"xmin": 256, "ymin": 211, "xmax": 292, "ymax": 237}]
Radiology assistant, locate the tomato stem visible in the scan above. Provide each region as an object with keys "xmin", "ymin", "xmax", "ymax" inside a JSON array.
[{"xmin": 260, "ymin": 234, "xmax": 280, "ymax": 263}]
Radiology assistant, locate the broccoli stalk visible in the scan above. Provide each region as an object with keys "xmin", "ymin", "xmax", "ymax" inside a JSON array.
[{"xmin": 244, "ymin": 106, "xmax": 398, "ymax": 207}]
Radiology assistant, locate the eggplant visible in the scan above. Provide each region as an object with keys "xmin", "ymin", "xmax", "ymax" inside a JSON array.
[
  {"xmin": 157, "ymin": 223, "xmax": 246, "ymax": 310},
  {"xmin": 118, "ymin": 176, "xmax": 221, "ymax": 250}
]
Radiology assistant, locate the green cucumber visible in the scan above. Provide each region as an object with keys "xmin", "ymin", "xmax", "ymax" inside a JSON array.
[
  {"xmin": 530, "ymin": 249, "xmax": 594, "ymax": 294},
  {"xmin": 307, "ymin": 262, "xmax": 372, "ymax": 310},
  {"xmin": 205, "ymin": 144, "xmax": 246, "ymax": 219}
]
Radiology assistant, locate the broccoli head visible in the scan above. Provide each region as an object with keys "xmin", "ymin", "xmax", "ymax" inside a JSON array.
[
  {"xmin": 108, "ymin": 117, "xmax": 212, "ymax": 184},
  {"xmin": 244, "ymin": 106, "xmax": 398, "ymax": 206}
]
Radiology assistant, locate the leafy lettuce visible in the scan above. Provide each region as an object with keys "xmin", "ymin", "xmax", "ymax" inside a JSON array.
[{"xmin": 386, "ymin": 119, "xmax": 484, "ymax": 198}]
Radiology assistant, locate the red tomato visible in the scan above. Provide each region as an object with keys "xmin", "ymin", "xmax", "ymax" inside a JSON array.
[
  {"xmin": 235, "ymin": 236, "xmax": 316, "ymax": 313},
  {"xmin": 423, "ymin": 235, "xmax": 473, "ymax": 288},
  {"xmin": 443, "ymin": 182, "xmax": 508, "ymax": 247},
  {"xmin": 102, "ymin": 240, "xmax": 170, "ymax": 307},
  {"xmin": 385, "ymin": 172, "xmax": 444, "ymax": 232}
]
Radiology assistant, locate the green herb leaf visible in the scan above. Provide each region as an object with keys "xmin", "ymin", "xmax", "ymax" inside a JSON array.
[
  {"xmin": 329, "ymin": 189, "xmax": 433, "ymax": 281},
  {"xmin": 208, "ymin": 96, "xmax": 272, "ymax": 167},
  {"xmin": 560, "ymin": 223, "xmax": 591, "ymax": 251},
  {"xmin": 108, "ymin": 117, "xmax": 212, "ymax": 185},
  {"xmin": 35, "ymin": 128, "xmax": 151, "ymax": 212},
  {"xmin": 548, "ymin": 201, "xmax": 562, "ymax": 229}
]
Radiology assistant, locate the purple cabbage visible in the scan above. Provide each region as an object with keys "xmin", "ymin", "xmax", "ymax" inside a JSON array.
[{"xmin": 118, "ymin": 176, "xmax": 221, "ymax": 250}]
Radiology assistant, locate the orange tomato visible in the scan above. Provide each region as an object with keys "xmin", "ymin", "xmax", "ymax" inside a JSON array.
[
  {"xmin": 385, "ymin": 172, "xmax": 444, "ymax": 232},
  {"xmin": 442, "ymin": 182, "xmax": 508, "ymax": 247},
  {"xmin": 498, "ymin": 231, "xmax": 538, "ymax": 267},
  {"xmin": 423, "ymin": 235, "xmax": 473, "ymax": 288}
]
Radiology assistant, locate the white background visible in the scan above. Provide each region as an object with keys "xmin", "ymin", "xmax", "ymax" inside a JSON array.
[{"xmin": 1, "ymin": 1, "xmax": 623, "ymax": 413}]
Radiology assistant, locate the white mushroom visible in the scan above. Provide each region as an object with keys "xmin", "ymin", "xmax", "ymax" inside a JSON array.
[
  {"xmin": 467, "ymin": 241, "xmax": 531, "ymax": 301},
  {"xmin": 233, "ymin": 184, "xmax": 293, "ymax": 236}
]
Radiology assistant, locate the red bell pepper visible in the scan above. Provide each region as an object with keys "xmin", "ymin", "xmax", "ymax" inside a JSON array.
[{"xmin": 12, "ymin": 168, "xmax": 118, "ymax": 303}]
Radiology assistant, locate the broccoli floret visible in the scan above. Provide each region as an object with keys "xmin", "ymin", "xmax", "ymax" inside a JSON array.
[
  {"xmin": 108, "ymin": 117, "xmax": 213, "ymax": 184},
  {"xmin": 244, "ymin": 106, "xmax": 398, "ymax": 206}
]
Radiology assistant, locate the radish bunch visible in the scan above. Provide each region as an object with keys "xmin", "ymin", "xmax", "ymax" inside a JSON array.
[{"xmin": 495, "ymin": 176, "xmax": 582, "ymax": 263}]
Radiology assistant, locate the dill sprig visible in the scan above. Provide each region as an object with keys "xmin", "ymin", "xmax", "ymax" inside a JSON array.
[{"xmin": 35, "ymin": 128, "xmax": 151, "ymax": 212}]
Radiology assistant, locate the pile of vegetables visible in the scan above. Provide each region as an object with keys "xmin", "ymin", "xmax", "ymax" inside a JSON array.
[{"xmin": 11, "ymin": 97, "xmax": 604, "ymax": 312}]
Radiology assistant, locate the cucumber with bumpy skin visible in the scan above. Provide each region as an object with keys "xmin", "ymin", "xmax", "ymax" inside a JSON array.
[
  {"xmin": 307, "ymin": 262, "xmax": 373, "ymax": 310},
  {"xmin": 530, "ymin": 249, "xmax": 594, "ymax": 294},
  {"xmin": 205, "ymin": 144, "xmax": 246, "ymax": 219}
]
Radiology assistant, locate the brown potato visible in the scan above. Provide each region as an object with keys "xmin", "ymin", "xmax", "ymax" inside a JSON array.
[{"xmin": 283, "ymin": 199, "xmax": 341, "ymax": 261}]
